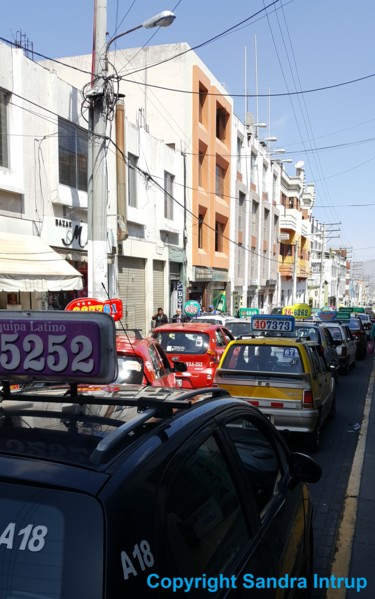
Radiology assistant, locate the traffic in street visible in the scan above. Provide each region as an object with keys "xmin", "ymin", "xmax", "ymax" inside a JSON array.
[{"xmin": 0, "ymin": 307, "xmax": 374, "ymax": 597}]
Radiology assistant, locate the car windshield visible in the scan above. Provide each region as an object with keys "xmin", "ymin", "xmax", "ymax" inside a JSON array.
[
  {"xmin": 155, "ymin": 331, "xmax": 210, "ymax": 354},
  {"xmin": 225, "ymin": 322, "xmax": 252, "ymax": 338},
  {"xmin": 221, "ymin": 344, "xmax": 303, "ymax": 374}
]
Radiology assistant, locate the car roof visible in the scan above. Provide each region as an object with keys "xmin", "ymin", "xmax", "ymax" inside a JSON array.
[
  {"xmin": 153, "ymin": 322, "xmax": 230, "ymax": 332},
  {"xmin": 0, "ymin": 386, "xmax": 244, "ymax": 477},
  {"xmin": 226, "ymin": 336, "xmax": 313, "ymax": 347}
]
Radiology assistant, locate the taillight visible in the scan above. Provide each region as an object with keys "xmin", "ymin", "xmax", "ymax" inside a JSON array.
[
  {"xmin": 303, "ymin": 389, "xmax": 313, "ymax": 407},
  {"xmin": 207, "ymin": 349, "xmax": 219, "ymax": 365}
]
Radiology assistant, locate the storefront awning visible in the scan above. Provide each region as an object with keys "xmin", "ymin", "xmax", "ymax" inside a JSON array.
[{"xmin": 0, "ymin": 232, "xmax": 83, "ymax": 292}]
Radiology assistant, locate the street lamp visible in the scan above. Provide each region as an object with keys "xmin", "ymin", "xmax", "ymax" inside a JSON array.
[
  {"xmin": 88, "ymin": 4, "xmax": 176, "ymax": 300},
  {"xmin": 106, "ymin": 11, "xmax": 176, "ymax": 54}
]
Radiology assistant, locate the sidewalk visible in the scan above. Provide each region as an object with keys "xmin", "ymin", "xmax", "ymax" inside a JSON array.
[{"xmin": 346, "ymin": 358, "xmax": 375, "ymax": 598}]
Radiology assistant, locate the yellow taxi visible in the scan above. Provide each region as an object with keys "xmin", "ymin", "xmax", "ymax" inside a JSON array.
[{"xmin": 213, "ymin": 315, "xmax": 336, "ymax": 452}]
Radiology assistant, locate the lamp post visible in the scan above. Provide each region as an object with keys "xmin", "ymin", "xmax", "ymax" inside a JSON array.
[{"xmin": 88, "ymin": 3, "xmax": 176, "ymax": 299}]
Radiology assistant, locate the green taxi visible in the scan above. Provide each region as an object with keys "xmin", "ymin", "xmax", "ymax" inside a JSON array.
[{"xmin": 213, "ymin": 315, "xmax": 336, "ymax": 452}]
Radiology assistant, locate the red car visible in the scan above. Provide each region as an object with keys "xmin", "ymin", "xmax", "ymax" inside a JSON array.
[
  {"xmin": 152, "ymin": 322, "xmax": 234, "ymax": 388},
  {"xmin": 112, "ymin": 330, "xmax": 188, "ymax": 387}
]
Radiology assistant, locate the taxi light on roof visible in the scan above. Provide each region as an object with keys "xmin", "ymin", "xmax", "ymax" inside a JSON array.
[
  {"xmin": 0, "ymin": 310, "xmax": 118, "ymax": 385},
  {"xmin": 250, "ymin": 314, "xmax": 295, "ymax": 333}
]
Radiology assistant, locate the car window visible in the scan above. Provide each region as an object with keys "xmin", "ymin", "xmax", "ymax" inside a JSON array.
[
  {"xmin": 348, "ymin": 319, "xmax": 360, "ymax": 331},
  {"xmin": 215, "ymin": 329, "xmax": 226, "ymax": 347},
  {"xmin": 148, "ymin": 343, "xmax": 165, "ymax": 378},
  {"xmin": 115, "ymin": 355, "xmax": 144, "ymax": 384},
  {"xmin": 326, "ymin": 326, "xmax": 343, "ymax": 341},
  {"xmin": 0, "ymin": 486, "xmax": 103, "ymax": 599},
  {"xmin": 165, "ymin": 435, "xmax": 249, "ymax": 577},
  {"xmin": 308, "ymin": 345, "xmax": 326, "ymax": 375},
  {"xmin": 155, "ymin": 332, "xmax": 210, "ymax": 355},
  {"xmin": 295, "ymin": 326, "xmax": 319, "ymax": 342},
  {"xmin": 323, "ymin": 328, "xmax": 335, "ymax": 346},
  {"xmin": 224, "ymin": 417, "xmax": 284, "ymax": 517}
]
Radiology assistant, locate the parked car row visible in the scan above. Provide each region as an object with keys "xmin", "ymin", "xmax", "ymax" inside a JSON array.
[{"xmin": 1, "ymin": 309, "xmax": 369, "ymax": 597}]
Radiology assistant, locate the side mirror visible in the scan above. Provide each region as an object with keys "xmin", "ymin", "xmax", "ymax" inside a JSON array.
[
  {"xmin": 288, "ymin": 452, "xmax": 322, "ymax": 487},
  {"xmin": 334, "ymin": 339, "xmax": 342, "ymax": 347}
]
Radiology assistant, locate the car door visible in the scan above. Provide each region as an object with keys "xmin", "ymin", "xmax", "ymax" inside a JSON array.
[
  {"xmin": 307, "ymin": 345, "xmax": 333, "ymax": 421},
  {"xmin": 343, "ymin": 325, "xmax": 357, "ymax": 364},
  {"xmin": 219, "ymin": 411, "xmax": 310, "ymax": 596},
  {"xmin": 157, "ymin": 420, "xmax": 277, "ymax": 597}
]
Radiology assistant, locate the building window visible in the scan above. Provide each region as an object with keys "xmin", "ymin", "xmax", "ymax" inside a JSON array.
[
  {"xmin": 198, "ymin": 142, "xmax": 208, "ymax": 188},
  {"xmin": 272, "ymin": 174, "xmax": 278, "ymax": 202},
  {"xmin": 238, "ymin": 191, "xmax": 245, "ymax": 241},
  {"xmin": 128, "ymin": 153, "xmax": 138, "ymax": 207},
  {"xmin": 262, "ymin": 162, "xmax": 268, "ymax": 193},
  {"xmin": 198, "ymin": 210, "xmax": 205, "ymax": 249},
  {"xmin": 237, "ymin": 137, "xmax": 242, "ymax": 171},
  {"xmin": 0, "ymin": 90, "xmax": 9, "ymax": 168},
  {"xmin": 164, "ymin": 171, "xmax": 174, "ymax": 220},
  {"xmin": 199, "ymin": 84, "xmax": 208, "ymax": 125},
  {"xmin": 251, "ymin": 152, "xmax": 257, "ymax": 183},
  {"xmin": 251, "ymin": 200, "xmax": 259, "ymax": 229},
  {"xmin": 215, "ymin": 163, "xmax": 225, "ymax": 198},
  {"xmin": 215, "ymin": 219, "xmax": 226, "ymax": 252},
  {"xmin": 216, "ymin": 104, "xmax": 228, "ymax": 142},
  {"xmin": 58, "ymin": 118, "xmax": 88, "ymax": 191}
]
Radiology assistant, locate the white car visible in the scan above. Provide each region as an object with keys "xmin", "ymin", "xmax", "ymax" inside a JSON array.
[
  {"xmin": 323, "ymin": 322, "xmax": 357, "ymax": 375},
  {"xmin": 190, "ymin": 314, "xmax": 234, "ymax": 327}
]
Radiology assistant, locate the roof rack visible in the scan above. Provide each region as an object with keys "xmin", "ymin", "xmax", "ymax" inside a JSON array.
[{"xmin": 89, "ymin": 386, "xmax": 231, "ymax": 465}]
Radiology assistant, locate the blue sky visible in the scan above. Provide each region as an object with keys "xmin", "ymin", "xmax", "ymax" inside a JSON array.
[{"xmin": 2, "ymin": 0, "xmax": 375, "ymax": 278}]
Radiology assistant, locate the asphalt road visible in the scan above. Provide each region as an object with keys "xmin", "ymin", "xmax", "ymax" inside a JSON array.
[{"xmin": 285, "ymin": 353, "xmax": 374, "ymax": 598}]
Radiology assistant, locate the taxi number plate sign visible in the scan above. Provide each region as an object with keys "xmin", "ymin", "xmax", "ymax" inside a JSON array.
[
  {"xmin": 0, "ymin": 311, "xmax": 118, "ymax": 384},
  {"xmin": 251, "ymin": 315, "xmax": 295, "ymax": 332}
]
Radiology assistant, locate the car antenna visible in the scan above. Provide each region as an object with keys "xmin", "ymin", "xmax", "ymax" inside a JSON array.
[{"xmin": 101, "ymin": 282, "xmax": 138, "ymax": 354}]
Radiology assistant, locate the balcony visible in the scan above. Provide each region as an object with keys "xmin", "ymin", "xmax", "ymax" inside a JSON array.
[{"xmin": 279, "ymin": 210, "xmax": 300, "ymax": 232}]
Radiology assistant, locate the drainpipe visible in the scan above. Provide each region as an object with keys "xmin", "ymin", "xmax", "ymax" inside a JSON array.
[{"xmin": 115, "ymin": 96, "xmax": 128, "ymax": 241}]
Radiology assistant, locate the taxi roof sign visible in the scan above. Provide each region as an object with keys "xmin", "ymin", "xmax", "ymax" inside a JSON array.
[
  {"xmin": 0, "ymin": 311, "xmax": 118, "ymax": 384},
  {"xmin": 251, "ymin": 314, "xmax": 295, "ymax": 333}
]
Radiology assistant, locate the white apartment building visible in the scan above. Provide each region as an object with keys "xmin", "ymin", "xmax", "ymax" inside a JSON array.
[
  {"xmin": 231, "ymin": 113, "xmax": 281, "ymax": 314},
  {"xmin": 0, "ymin": 40, "xmax": 185, "ymax": 333}
]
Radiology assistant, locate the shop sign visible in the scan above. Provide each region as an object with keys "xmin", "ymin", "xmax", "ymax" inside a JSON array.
[
  {"xmin": 184, "ymin": 300, "xmax": 201, "ymax": 317},
  {"xmin": 65, "ymin": 297, "xmax": 123, "ymax": 321},
  {"xmin": 177, "ymin": 282, "xmax": 184, "ymax": 310}
]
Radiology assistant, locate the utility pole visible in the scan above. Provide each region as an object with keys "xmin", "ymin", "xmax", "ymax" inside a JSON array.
[
  {"xmin": 88, "ymin": 0, "xmax": 108, "ymax": 300},
  {"xmin": 319, "ymin": 225, "xmax": 326, "ymax": 308}
]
